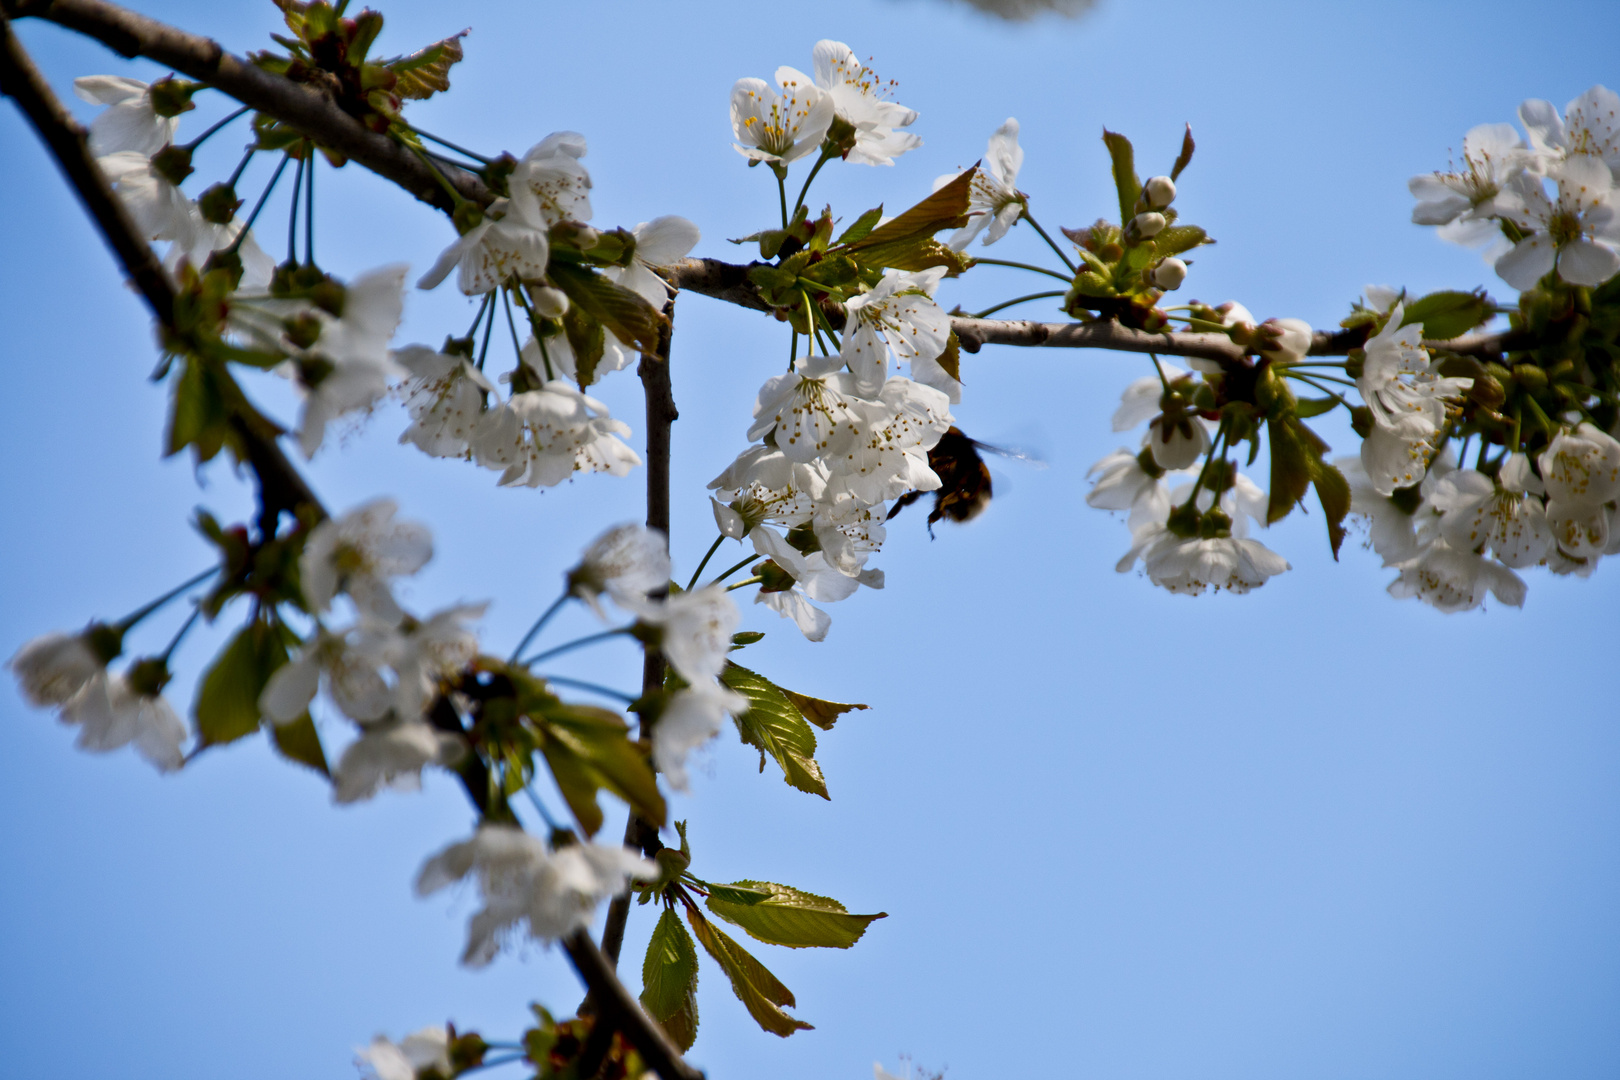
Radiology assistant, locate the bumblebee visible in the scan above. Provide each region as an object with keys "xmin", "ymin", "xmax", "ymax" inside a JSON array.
[{"xmin": 887, "ymin": 427, "xmax": 996, "ymax": 535}]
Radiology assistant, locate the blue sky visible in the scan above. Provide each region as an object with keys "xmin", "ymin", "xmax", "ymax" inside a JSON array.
[{"xmin": 3, "ymin": 1, "xmax": 1619, "ymax": 1078}]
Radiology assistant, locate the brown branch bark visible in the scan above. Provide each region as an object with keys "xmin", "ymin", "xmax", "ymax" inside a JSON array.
[{"xmin": 5, "ymin": 0, "xmax": 490, "ymax": 211}]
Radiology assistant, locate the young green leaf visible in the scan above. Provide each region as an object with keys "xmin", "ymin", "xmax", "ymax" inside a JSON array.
[
  {"xmin": 1102, "ymin": 129, "xmax": 1142, "ymax": 227},
  {"xmin": 779, "ymin": 688, "xmax": 868, "ymax": 732},
  {"xmin": 706, "ymin": 880, "xmax": 887, "ymax": 950},
  {"xmin": 1399, "ymin": 288, "xmax": 1493, "ymax": 341},
  {"xmin": 546, "ymin": 262, "xmax": 665, "ymax": 355},
  {"xmin": 840, "ymin": 168, "xmax": 976, "ymax": 273},
  {"xmin": 835, "ymin": 205, "xmax": 884, "ymax": 246},
  {"xmin": 268, "ymin": 712, "xmax": 328, "ymax": 775},
  {"xmin": 1293, "ymin": 396, "xmax": 1340, "ymax": 419},
  {"xmin": 640, "ymin": 907, "xmax": 700, "ymax": 1051},
  {"xmin": 685, "ymin": 905, "xmax": 813, "ymax": 1038},
  {"xmin": 561, "ymin": 307, "xmax": 606, "ymax": 389},
  {"xmin": 720, "ymin": 663, "xmax": 828, "ymax": 799},
  {"xmin": 384, "ymin": 32, "xmax": 467, "ymax": 100},
  {"xmin": 1169, "ymin": 123, "xmax": 1196, "ymax": 181},
  {"xmin": 534, "ymin": 703, "xmax": 666, "ymax": 836},
  {"xmin": 194, "ymin": 616, "xmax": 290, "ymax": 747}
]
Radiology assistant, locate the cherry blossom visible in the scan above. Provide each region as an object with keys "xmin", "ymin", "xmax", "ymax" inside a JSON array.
[
  {"xmin": 356, "ymin": 1027, "xmax": 451, "ymax": 1080},
  {"xmin": 730, "ymin": 74, "xmax": 833, "ymax": 166},
  {"xmin": 805, "ymin": 40, "xmax": 921, "ymax": 166},
  {"xmin": 472, "ymin": 382, "xmax": 640, "ymax": 488},
  {"xmin": 333, "ymin": 719, "xmax": 465, "ymax": 804},
  {"xmin": 566, "ymin": 523, "xmax": 671, "ymax": 618},
  {"xmin": 841, "ymin": 268, "xmax": 952, "ymax": 399},
  {"xmin": 300, "ymin": 499, "xmax": 433, "ymax": 624},
  {"xmin": 655, "ymin": 680, "xmax": 749, "ymax": 791},
  {"xmin": 1492, "ymin": 159, "xmax": 1620, "ymax": 289},
  {"xmin": 941, "ymin": 119, "xmax": 1024, "ymax": 250},
  {"xmin": 58, "ymin": 671, "xmax": 186, "ymax": 772},
  {"xmin": 625, "ymin": 587, "xmax": 740, "ymax": 685},
  {"xmin": 73, "ymin": 75, "xmax": 177, "ymax": 157}
]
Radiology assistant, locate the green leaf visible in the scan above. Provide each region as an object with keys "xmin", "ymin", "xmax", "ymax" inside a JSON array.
[
  {"xmin": 706, "ymin": 883, "xmax": 773, "ymax": 906},
  {"xmin": 840, "ymin": 168, "xmax": 976, "ymax": 273},
  {"xmin": 730, "ymin": 631, "xmax": 765, "ymax": 649},
  {"xmin": 535, "ymin": 703, "xmax": 666, "ymax": 836},
  {"xmin": 1265, "ymin": 415, "xmax": 1312, "ymax": 526},
  {"xmin": 1400, "ymin": 288, "xmax": 1493, "ymax": 341},
  {"xmin": 720, "ymin": 662, "xmax": 828, "ymax": 799},
  {"xmin": 933, "ymin": 331, "xmax": 961, "ymax": 384},
  {"xmin": 706, "ymin": 880, "xmax": 886, "ymax": 950},
  {"xmin": 385, "ymin": 32, "xmax": 467, "ymax": 100},
  {"xmin": 546, "ymin": 262, "xmax": 665, "ymax": 356},
  {"xmin": 1293, "ymin": 396, "xmax": 1339, "ymax": 419},
  {"xmin": 1102, "ymin": 129, "xmax": 1142, "ymax": 226},
  {"xmin": 561, "ymin": 307, "xmax": 606, "ymax": 389},
  {"xmin": 640, "ymin": 907, "xmax": 700, "ymax": 1051},
  {"xmin": 194, "ymin": 617, "xmax": 289, "ymax": 747},
  {"xmin": 1312, "ymin": 458, "xmax": 1352, "ymax": 560},
  {"xmin": 1153, "ymin": 224, "xmax": 1210, "ymax": 259},
  {"xmin": 166, "ymin": 355, "xmax": 233, "ymax": 464},
  {"xmin": 268, "ymin": 712, "xmax": 329, "ymax": 775},
  {"xmin": 835, "ymin": 205, "xmax": 884, "ymax": 246},
  {"xmin": 685, "ymin": 906, "xmax": 813, "ymax": 1038},
  {"xmin": 1169, "ymin": 123, "xmax": 1196, "ymax": 181},
  {"xmin": 779, "ymin": 688, "xmax": 868, "ymax": 732}
]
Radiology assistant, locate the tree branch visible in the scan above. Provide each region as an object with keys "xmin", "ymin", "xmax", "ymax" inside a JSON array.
[{"xmin": 5, "ymin": 0, "xmax": 490, "ymax": 212}]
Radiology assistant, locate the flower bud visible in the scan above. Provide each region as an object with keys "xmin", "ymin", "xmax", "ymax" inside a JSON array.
[
  {"xmin": 1130, "ymin": 211, "xmax": 1167, "ymax": 239},
  {"xmin": 1256, "ymin": 317, "xmax": 1313, "ymax": 363},
  {"xmin": 149, "ymin": 144, "xmax": 194, "ymax": 187},
  {"xmin": 530, "ymin": 285, "xmax": 569, "ymax": 318},
  {"xmin": 1143, "ymin": 175, "xmax": 1177, "ymax": 209},
  {"xmin": 1152, "ymin": 257, "xmax": 1188, "ymax": 291}
]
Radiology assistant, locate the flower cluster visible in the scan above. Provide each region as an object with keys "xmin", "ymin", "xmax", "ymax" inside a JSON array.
[
  {"xmin": 1343, "ymin": 423, "xmax": 1620, "ymax": 611},
  {"xmin": 731, "ymin": 40, "xmax": 921, "ymax": 168},
  {"xmin": 1089, "ymin": 362, "xmax": 1290, "ymax": 595},
  {"xmin": 259, "ymin": 499, "xmax": 481, "ymax": 801},
  {"xmin": 414, "ymin": 824, "xmax": 656, "ymax": 966},
  {"xmin": 76, "ymin": 76, "xmax": 274, "ymax": 284},
  {"xmin": 1412, "ymin": 84, "xmax": 1620, "ymax": 290}
]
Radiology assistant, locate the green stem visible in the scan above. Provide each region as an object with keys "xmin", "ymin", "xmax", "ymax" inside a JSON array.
[
  {"xmin": 789, "ymin": 328, "xmax": 798, "ymax": 372},
  {"xmin": 519, "ymin": 628, "xmax": 630, "ymax": 668},
  {"xmin": 726, "ymin": 575, "xmax": 764, "ymax": 591},
  {"xmin": 403, "ymin": 138, "xmax": 467, "ymax": 207},
  {"xmin": 412, "ymin": 126, "xmax": 492, "ymax": 164},
  {"xmin": 156, "ymin": 605, "xmax": 201, "ymax": 663},
  {"xmin": 226, "ymin": 153, "xmax": 289, "ymax": 255},
  {"xmin": 1509, "ymin": 404, "xmax": 1523, "ymax": 455},
  {"xmin": 224, "ymin": 145, "xmax": 256, "ymax": 190},
  {"xmin": 1020, "ymin": 209, "xmax": 1079, "ymax": 275},
  {"xmin": 114, "ymin": 567, "xmax": 217, "ymax": 632},
  {"xmin": 1180, "ymin": 423, "xmax": 1229, "ymax": 511},
  {"xmin": 538, "ymin": 674, "xmax": 638, "ymax": 704},
  {"xmin": 304, "ymin": 149, "xmax": 315, "ymax": 265},
  {"xmin": 685, "ymin": 534, "xmax": 726, "ymax": 592},
  {"xmin": 705, "ymin": 553, "xmax": 758, "ymax": 588},
  {"xmin": 1286, "ymin": 370, "xmax": 1356, "ymax": 387},
  {"xmin": 972, "ymin": 290, "xmax": 1068, "ymax": 319},
  {"xmin": 970, "ymin": 257, "xmax": 1073, "ymax": 284},
  {"xmin": 476, "ymin": 293, "xmax": 497, "ymax": 370},
  {"xmin": 509, "ymin": 593, "xmax": 569, "ymax": 662},
  {"xmin": 464, "ymin": 291, "xmax": 493, "ymax": 339},
  {"xmin": 502, "ymin": 289, "xmax": 525, "ymax": 359},
  {"xmin": 524, "ymin": 785, "xmax": 562, "ymax": 830},
  {"xmin": 179, "ymin": 105, "xmax": 250, "ymax": 152},
  {"xmin": 1523, "ymin": 394, "xmax": 1555, "ymax": 436},
  {"xmin": 776, "ymin": 168, "xmax": 789, "ymax": 229},
  {"xmin": 1284, "ymin": 371, "xmax": 1350, "ymax": 406},
  {"xmin": 285, "ymin": 152, "xmax": 304, "ymax": 263},
  {"xmin": 792, "ymin": 149, "xmax": 832, "ymax": 218},
  {"xmin": 1150, "ymin": 353, "xmax": 1173, "ymax": 396}
]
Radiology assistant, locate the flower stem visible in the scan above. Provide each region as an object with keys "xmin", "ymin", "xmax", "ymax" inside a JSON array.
[
  {"xmin": 113, "ymin": 567, "xmax": 218, "ymax": 633},
  {"xmin": 285, "ymin": 152, "xmax": 304, "ymax": 263},
  {"xmin": 686, "ymin": 534, "xmax": 726, "ymax": 592},
  {"xmin": 792, "ymin": 148, "xmax": 832, "ymax": 218},
  {"xmin": 538, "ymin": 674, "xmax": 638, "ymax": 704},
  {"xmin": 971, "ymin": 290, "xmax": 1067, "ymax": 319},
  {"xmin": 304, "ymin": 150, "xmax": 315, "ymax": 265},
  {"xmin": 725, "ymin": 575, "xmax": 764, "ymax": 591},
  {"xmin": 519, "ymin": 628, "xmax": 630, "ymax": 668},
  {"xmin": 476, "ymin": 292, "xmax": 498, "ymax": 371},
  {"xmin": 226, "ymin": 153, "xmax": 290, "ymax": 255},
  {"xmin": 224, "ymin": 145, "xmax": 256, "ymax": 190},
  {"xmin": 156, "ymin": 605, "xmax": 202, "ymax": 663},
  {"xmin": 524, "ymin": 785, "xmax": 562, "ymax": 830},
  {"xmin": 1180, "ymin": 422, "xmax": 1229, "ymax": 511},
  {"xmin": 970, "ymin": 257, "xmax": 1072, "ymax": 284},
  {"xmin": 402, "ymin": 138, "xmax": 467, "ymax": 208},
  {"xmin": 1284, "ymin": 371, "xmax": 1350, "ymax": 406},
  {"xmin": 509, "ymin": 593, "xmax": 569, "ymax": 662},
  {"xmin": 776, "ymin": 168, "xmax": 789, "ymax": 229},
  {"xmin": 1020, "ymin": 209, "xmax": 1078, "ymax": 275},
  {"xmin": 704, "ymin": 553, "xmax": 758, "ymax": 588},
  {"xmin": 502, "ymin": 288, "xmax": 525, "ymax": 360},
  {"xmin": 412, "ymin": 126, "xmax": 492, "ymax": 164},
  {"xmin": 179, "ymin": 104, "xmax": 250, "ymax": 152}
]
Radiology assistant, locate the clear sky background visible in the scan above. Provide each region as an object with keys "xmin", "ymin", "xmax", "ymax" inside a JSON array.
[{"xmin": 3, "ymin": 1, "xmax": 1619, "ymax": 1078}]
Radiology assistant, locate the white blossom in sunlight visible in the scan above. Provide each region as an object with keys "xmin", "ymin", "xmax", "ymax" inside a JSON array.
[
  {"xmin": 626, "ymin": 587, "xmax": 740, "ymax": 685},
  {"xmin": 300, "ymin": 499, "xmax": 433, "ymax": 624},
  {"xmin": 749, "ymin": 355, "xmax": 865, "ymax": 463},
  {"xmin": 277, "ymin": 265, "xmax": 407, "ymax": 457},
  {"xmin": 1355, "ymin": 305, "xmax": 1470, "ymax": 495},
  {"xmin": 656, "ymin": 679, "xmax": 749, "ymax": 792},
  {"xmin": 96, "ymin": 150, "xmax": 196, "ymax": 248},
  {"xmin": 750, "ymin": 527, "xmax": 864, "ymax": 641},
  {"xmin": 9, "ymin": 630, "xmax": 109, "ymax": 707},
  {"xmin": 1086, "ymin": 448, "xmax": 1173, "ymax": 534},
  {"xmin": 804, "ymin": 40, "xmax": 921, "ymax": 166},
  {"xmin": 390, "ymin": 604, "xmax": 485, "ymax": 720},
  {"xmin": 606, "ymin": 216, "xmax": 701, "ymax": 308},
  {"xmin": 514, "ymin": 132, "xmax": 594, "ymax": 226},
  {"xmin": 163, "ymin": 215, "xmax": 274, "ymax": 286},
  {"xmin": 518, "ymin": 331, "xmax": 631, "ymax": 386},
  {"xmin": 841, "ymin": 268, "xmax": 952, "ymax": 399},
  {"xmin": 1141, "ymin": 535, "xmax": 1290, "ymax": 595},
  {"xmin": 1492, "ymin": 160, "xmax": 1620, "ymax": 289},
  {"xmin": 356, "ymin": 1026, "xmax": 451, "ymax": 1080},
  {"xmin": 333, "ymin": 719, "xmax": 464, "ymax": 804},
  {"xmin": 472, "ymin": 382, "xmax": 640, "ymax": 488},
  {"xmin": 1338, "ymin": 455, "xmax": 1428, "ymax": 566},
  {"xmin": 1519, "ymin": 85, "xmax": 1620, "ymax": 178},
  {"xmin": 58, "ymin": 672, "xmax": 186, "ymax": 772},
  {"xmin": 822, "ymin": 376, "xmax": 953, "ymax": 507},
  {"xmin": 709, "ymin": 447, "xmax": 828, "ymax": 532},
  {"xmin": 730, "ymin": 74, "xmax": 834, "ymax": 166},
  {"xmin": 1431, "ymin": 465, "xmax": 1553, "ymax": 569},
  {"xmin": 1255, "ymin": 317, "xmax": 1313, "ymax": 364},
  {"xmin": 1387, "ymin": 538, "xmax": 1526, "ymax": 612},
  {"xmin": 941, "ymin": 119, "xmax": 1025, "ymax": 249},
  {"xmin": 1409, "ymin": 123, "xmax": 1531, "ymax": 232},
  {"xmin": 260, "ymin": 623, "xmax": 396, "ymax": 725},
  {"xmin": 1145, "ymin": 413, "xmax": 1211, "ymax": 471},
  {"xmin": 1111, "ymin": 366, "xmax": 1182, "ymax": 430},
  {"xmin": 74, "ymin": 76, "xmax": 178, "ymax": 157},
  {"xmin": 415, "ymin": 195, "xmax": 551, "ymax": 295},
  {"xmin": 1539, "ymin": 423, "xmax": 1620, "ymax": 560},
  {"xmin": 567, "ymin": 523, "xmax": 671, "ymax": 618},
  {"xmin": 414, "ymin": 825, "xmax": 656, "ymax": 965},
  {"xmin": 396, "ymin": 345, "xmax": 496, "ymax": 460}
]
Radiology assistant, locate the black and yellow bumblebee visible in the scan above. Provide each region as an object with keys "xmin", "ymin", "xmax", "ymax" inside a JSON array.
[{"xmin": 888, "ymin": 427, "xmax": 1039, "ymax": 536}]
